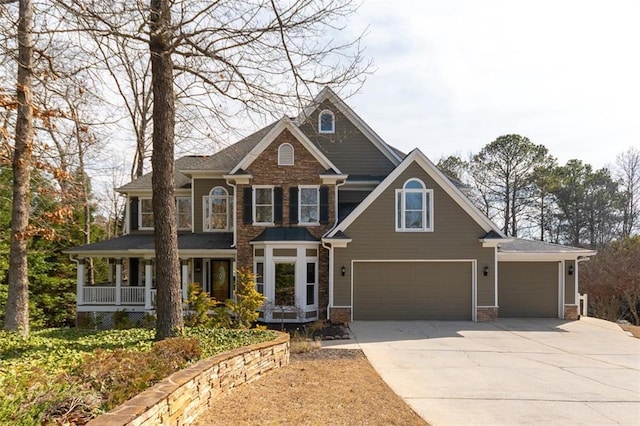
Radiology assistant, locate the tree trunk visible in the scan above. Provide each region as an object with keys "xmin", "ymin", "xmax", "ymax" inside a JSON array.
[
  {"xmin": 149, "ymin": 0, "xmax": 183, "ymax": 339},
  {"xmin": 5, "ymin": 0, "xmax": 34, "ymax": 337}
]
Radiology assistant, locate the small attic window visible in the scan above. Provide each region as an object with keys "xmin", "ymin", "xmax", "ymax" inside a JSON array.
[
  {"xmin": 278, "ymin": 143, "xmax": 294, "ymax": 166},
  {"xmin": 318, "ymin": 110, "xmax": 335, "ymax": 134}
]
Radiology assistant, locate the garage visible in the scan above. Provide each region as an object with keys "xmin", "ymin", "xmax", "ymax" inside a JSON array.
[
  {"xmin": 353, "ymin": 261, "xmax": 473, "ymax": 320},
  {"xmin": 498, "ymin": 262, "xmax": 559, "ymax": 317}
]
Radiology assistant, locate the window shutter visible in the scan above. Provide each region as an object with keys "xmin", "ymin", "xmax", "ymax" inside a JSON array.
[
  {"xmin": 319, "ymin": 185, "xmax": 329, "ymax": 224},
  {"xmin": 289, "ymin": 186, "xmax": 299, "ymax": 224},
  {"xmin": 274, "ymin": 186, "xmax": 283, "ymax": 224},
  {"xmin": 243, "ymin": 187, "xmax": 252, "ymax": 224},
  {"xmin": 130, "ymin": 197, "xmax": 139, "ymax": 230}
]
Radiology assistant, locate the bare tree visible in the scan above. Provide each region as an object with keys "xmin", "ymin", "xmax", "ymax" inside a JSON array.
[
  {"xmin": 4, "ymin": 0, "xmax": 34, "ymax": 336},
  {"xmin": 616, "ymin": 147, "xmax": 640, "ymax": 238}
]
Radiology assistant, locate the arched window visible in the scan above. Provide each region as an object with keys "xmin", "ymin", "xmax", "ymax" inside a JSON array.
[
  {"xmin": 395, "ymin": 178, "xmax": 433, "ymax": 232},
  {"xmin": 278, "ymin": 143, "xmax": 294, "ymax": 166},
  {"xmin": 318, "ymin": 110, "xmax": 335, "ymax": 134},
  {"xmin": 203, "ymin": 186, "xmax": 231, "ymax": 231}
]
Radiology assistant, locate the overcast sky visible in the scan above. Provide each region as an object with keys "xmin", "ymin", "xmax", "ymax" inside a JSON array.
[{"xmin": 342, "ymin": 0, "xmax": 640, "ymax": 169}]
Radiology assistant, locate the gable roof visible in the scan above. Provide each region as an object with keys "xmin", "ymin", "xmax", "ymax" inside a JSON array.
[
  {"xmin": 295, "ymin": 87, "xmax": 403, "ymax": 167},
  {"xmin": 327, "ymin": 148, "xmax": 505, "ymax": 237},
  {"xmin": 230, "ymin": 117, "xmax": 341, "ymax": 174},
  {"xmin": 180, "ymin": 123, "xmax": 278, "ymax": 175},
  {"xmin": 117, "ymin": 156, "xmax": 202, "ymax": 193}
]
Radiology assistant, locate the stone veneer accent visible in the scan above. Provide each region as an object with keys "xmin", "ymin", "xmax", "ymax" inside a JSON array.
[
  {"xmin": 564, "ymin": 304, "xmax": 579, "ymax": 320},
  {"xmin": 476, "ymin": 306, "xmax": 498, "ymax": 322},
  {"xmin": 235, "ymin": 129, "xmax": 335, "ymax": 320},
  {"xmin": 88, "ymin": 332, "xmax": 289, "ymax": 426},
  {"xmin": 330, "ymin": 307, "xmax": 352, "ymax": 323}
]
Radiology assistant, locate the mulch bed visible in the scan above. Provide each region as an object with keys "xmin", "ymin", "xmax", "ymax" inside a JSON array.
[{"xmin": 194, "ymin": 348, "xmax": 427, "ymax": 425}]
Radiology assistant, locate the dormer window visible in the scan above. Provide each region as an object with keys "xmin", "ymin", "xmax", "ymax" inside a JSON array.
[
  {"xmin": 318, "ymin": 110, "xmax": 335, "ymax": 134},
  {"xmin": 278, "ymin": 143, "xmax": 294, "ymax": 166}
]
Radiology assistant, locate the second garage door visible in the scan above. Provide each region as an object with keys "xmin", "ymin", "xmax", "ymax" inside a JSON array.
[
  {"xmin": 498, "ymin": 262, "xmax": 558, "ymax": 318},
  {"xmin": 353, "ymin": 261, "xmax": 473, "ymax": 320}
]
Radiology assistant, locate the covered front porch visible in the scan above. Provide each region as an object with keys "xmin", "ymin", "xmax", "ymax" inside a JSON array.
[{"xmin": 66, "ymin": 233, "xmax": 237, "ymax": 316}]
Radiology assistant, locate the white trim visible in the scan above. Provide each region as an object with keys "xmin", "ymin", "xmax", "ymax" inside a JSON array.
[
  {"xmin": 203, "ymin": 186, "xmax": 231, "ymax": 232},
  {"xmin": 138, "ymin": 197, "xmax": 154, "ymax": 230},
  {"xmin": 278, "ymin": 142, "xmax": 295, "ymax": 166},
  {"xmin": 298, "ymin": 185, "xmax": 320, "ymax": 225},
  {"xmin": 329, "ymin": 149, "xmax": 504, "ymax": 237},
  {"xmin": 318, "ymin": 109, "xmax": 335, "ymax": 134},
  {"xmin": 350, "ymin": 259, "xmax": 477, "ymax": 322},
  {"xmin": 294, "ymin": 87, "xmax": 403, "ymax": 165},
  {"xmin": 558, "ymin": 261, "xmax": 564, "ymax": 319},
  {"xmin": 252, "ymin": 185, "xmax": 274, "ymax": 226},
  {"xmin": 176, "ymin": 197, "xmax": 192, "ymax": 231},
  {"xmin": 395, "ymin": 178, "xmax": 434, "ymax": 232},
  {"xmin": 494, "ymin": 246, "xmax": 499, "ymax": 307},
  {"xmin": 498, "ymin": 252, "xmax": 596, "ymax": 261},
  {"xmin": 230, "ymin": 117, "xmax": 341, "ymax": 175}
]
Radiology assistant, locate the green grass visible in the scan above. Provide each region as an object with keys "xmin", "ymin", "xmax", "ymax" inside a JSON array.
[{"xmin": 0, "ymin": 327, "xmax": 276, "ymax": 425}]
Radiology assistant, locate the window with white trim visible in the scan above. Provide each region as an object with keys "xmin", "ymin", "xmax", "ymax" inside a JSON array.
[
  {"xmin": 299, "ymin": 186, "xmax": 319, "ymax": 225},
  {"xmin": 395, "ymin": 178, "xmax": 433, "ymax": 232},
  {"xmin": 176, "ymin": 197, "xmax": 192, "ymax": 230},
  {"xmin": 139, "ymin": 197, "xmax": 192, "ymax": 230},
  {"xmin": 253, "ymin": 186, "xmax": 274, "ymax": 224},
  {"xmin": 139, "ymin": 198, "xmax": 154, "ymax": 229},
  {"xmin": 318, "ymin": 110, "xmax": 335, "ymax": 133},
  {"xmin": 278, "ymin": 143, "xmax": 294, "ymax": 166},
  {"xmin": 203, "ymin": 186, "xmax": 232, "ymax": 231}
]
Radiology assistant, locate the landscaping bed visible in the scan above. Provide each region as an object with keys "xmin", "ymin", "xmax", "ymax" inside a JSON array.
[
  {"xmin": 0, "ymin": 327, "xmax": 276, "ymax": 425},
  {"xmin": 194, "ymin": 348, "xmax": 427, "ymax": 425}
]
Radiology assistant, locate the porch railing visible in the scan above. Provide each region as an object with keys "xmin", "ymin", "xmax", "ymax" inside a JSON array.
[{"xmin": 83, "ymin": 286, "xmax": 146, "ymax": 305}]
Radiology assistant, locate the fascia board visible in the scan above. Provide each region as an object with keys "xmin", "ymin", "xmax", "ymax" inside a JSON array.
[{"xmin": 329, "ymin": 149, "xmax": 504, "ymax": 237}]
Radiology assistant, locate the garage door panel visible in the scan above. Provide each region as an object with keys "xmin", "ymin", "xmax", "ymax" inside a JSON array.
[
  {"xmin": 498, "ymin": 262, "xmax": 558, "ymax": 318},
  {"xmin": 353, "ymin": 262, "xmax": 472, "ymax": 320}
]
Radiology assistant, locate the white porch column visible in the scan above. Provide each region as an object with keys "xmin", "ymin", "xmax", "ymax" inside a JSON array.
[
  {"xmin": 181, "ymin": 260, "xmax": 189, "ymax": 302},
  {"xmin": 115, "ymin": 259, "xmax": 123, "ymax": 305},
  {"xmin": 76, "ymin": 259, "xmax": 85, "ymax": 305},
  {"xmin": 145, "ymin": 259, "xmax": 153, "ymax": 310}
]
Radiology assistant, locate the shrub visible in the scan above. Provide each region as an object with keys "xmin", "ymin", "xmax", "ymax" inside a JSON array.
[
  {"xmin": 112, "ymin": 309, "xmax": 133, "ymax": 330},
  {"xmin": 75, "ymin": 337, "xmax": 202, "ymax": 410},
  {"xmin": 225, "ymin": 267, "xmax": 266, "ymax": 329},
  {"xmin": 185, "ymin": 283, "xmax": 215, "ymax": 327}
]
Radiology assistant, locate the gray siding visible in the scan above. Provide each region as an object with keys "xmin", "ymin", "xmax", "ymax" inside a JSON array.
[
  {"xmin": 334, "ymin": 162, "xmax": 495, "ymax": 307},
  {"xmin": 498, "ymin": 262, "xmax": 558, "ymax": 318},
  {"xmin": 192, "ymin": 178, "xmax": 233, "ymax": 233},
  {"xmin": 565, "ymin": 260, "xmax": 576, "ymax": 304},
  {"xmin": 353, "ymin": 262, "xmax": 472, "ymax": 320},
  {"xmin": 299, "ymin": 100, "xmax": 397, "ymax": 176}
]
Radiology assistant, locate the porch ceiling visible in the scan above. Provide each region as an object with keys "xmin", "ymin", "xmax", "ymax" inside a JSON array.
[{"xmin": 65, "ymin": 233, "xmax": 234, "ymax": 257}]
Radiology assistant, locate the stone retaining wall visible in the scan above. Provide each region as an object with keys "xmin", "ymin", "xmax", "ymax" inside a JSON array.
[{"xmin": 88, "ymin": 332, "xmax": 290, "ymax": 426}]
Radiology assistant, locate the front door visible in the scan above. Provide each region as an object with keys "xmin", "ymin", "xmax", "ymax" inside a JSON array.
[{"xmin": 210, "ymin": 260, "xmax": 231, "ymax": 302}]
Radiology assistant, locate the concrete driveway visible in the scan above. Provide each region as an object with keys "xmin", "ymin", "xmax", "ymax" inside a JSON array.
[{"xmin": 348, "ymin": 318, "xmax": 640, "ymax": 425}]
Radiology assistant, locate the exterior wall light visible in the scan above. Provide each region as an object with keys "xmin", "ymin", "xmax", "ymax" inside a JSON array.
[
  {"xmin": 483, "ymin": 265, "xmax": 489, "ymax": 276},
  {"xmin": 341, "ymin": 266, "xmax": 346, "ymax": 276},
  {"xmin": 568, "ymin": 265, "xmax": 574, "ymax": 276}
]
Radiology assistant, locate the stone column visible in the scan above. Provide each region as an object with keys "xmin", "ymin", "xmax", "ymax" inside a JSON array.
[{"xmin": 145, "ymin": 260, "xmax": 153, "ymax": 310}]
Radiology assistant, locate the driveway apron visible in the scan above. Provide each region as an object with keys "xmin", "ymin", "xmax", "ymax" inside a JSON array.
[{"xmin": 349, "ymin": 318, "xmax": 640, "ymax": 425}]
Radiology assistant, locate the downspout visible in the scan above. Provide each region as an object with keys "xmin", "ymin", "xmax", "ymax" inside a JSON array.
[
  {"xmin": 322, "ymin": 178, "xmax": 346, "ymax": 320},
  {"xmin": 322, "ymin": 240, "xmax": 333, "ymax": 320},
  {"xmin": 324, "ymin": 178, "xmax": 347, "ymax": 237},
  {"xmin": 227, "ymin": 180, "xmax": 237, "ymax": 248}
]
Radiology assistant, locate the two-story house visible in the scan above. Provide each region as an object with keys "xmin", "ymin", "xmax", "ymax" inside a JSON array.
[{"xmin": 67, "ymin": 88, "xmax": 595, "ymax": 327}]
